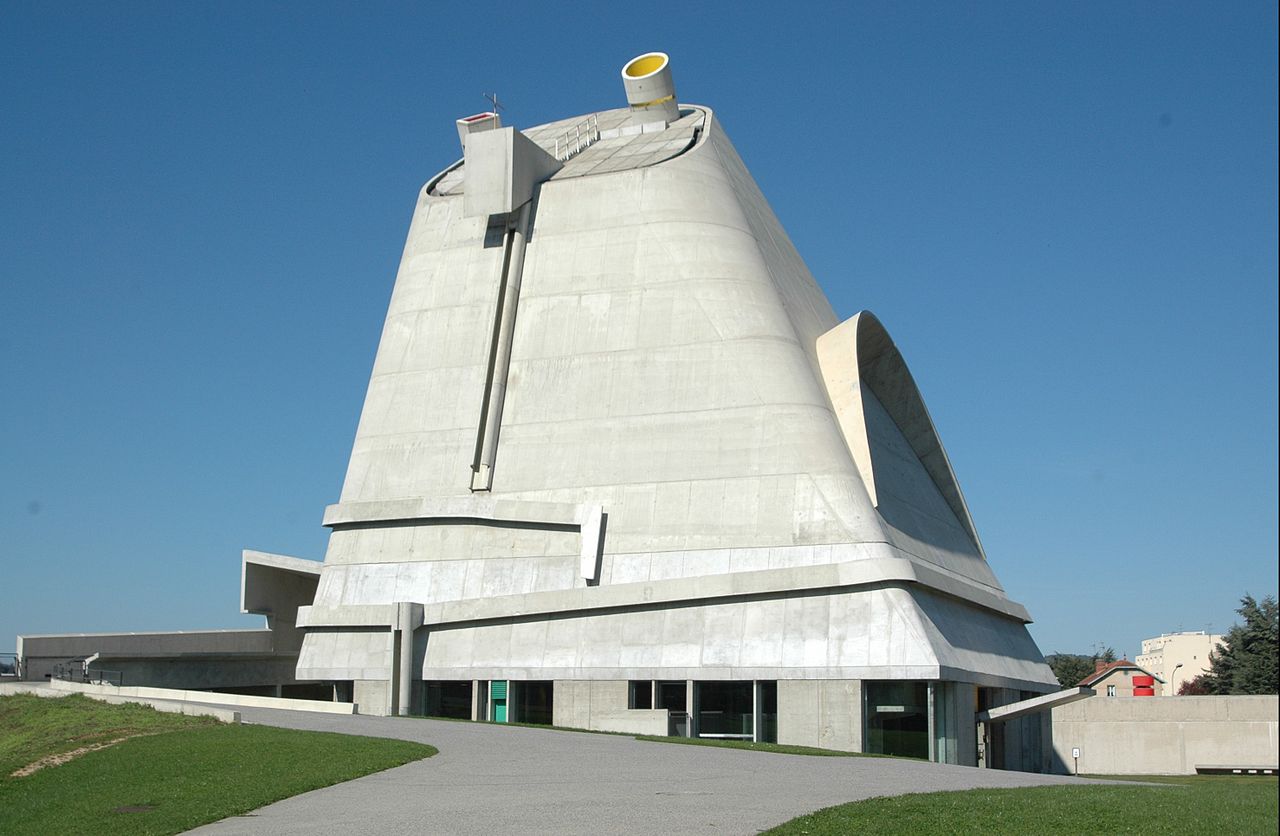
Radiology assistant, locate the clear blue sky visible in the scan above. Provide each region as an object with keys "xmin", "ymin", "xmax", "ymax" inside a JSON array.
[{"xmin": 2, "ymin": 2, "xmax": 1276, "ymax": 660}]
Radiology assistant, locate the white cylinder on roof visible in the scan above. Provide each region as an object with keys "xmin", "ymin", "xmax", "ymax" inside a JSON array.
[{"xmin": 621, "ymin": 52, "xmax": 679, "ymax": 126}]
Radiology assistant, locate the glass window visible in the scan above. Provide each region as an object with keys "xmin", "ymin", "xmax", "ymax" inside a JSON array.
[
  {"xmin": 424, "ymin": 681, "xmax": 472, "ymax": 719},
  {"xmin": 628, "ymin": 680, "xmax": 653, "ymax": 709},
  {"xmin": 864, "ymin": 681, "xmax": 929, "ymax": 759},
  {"xmin": 695, "ymin": 681, "xmax": 755, "ymax": 738},
  {"xmin": 758, "ymin": 681, "xmax": 778, "ymax": 744},
  {"xmin": 1107, "ymin": 684, "xmax": 1116, "ymax": 697},
  {"xmin": 656, "ymin": 680, "xmax": 687, "ymax": 712}
]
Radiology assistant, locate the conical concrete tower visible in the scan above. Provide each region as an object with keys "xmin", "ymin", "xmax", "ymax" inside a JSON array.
[{"xmin": 295, "ymin": 53, "xmax": 1057, "ymax": 765}]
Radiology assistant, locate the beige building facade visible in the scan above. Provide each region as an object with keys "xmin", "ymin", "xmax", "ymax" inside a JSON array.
[{"xmin": 1136, "ymin": 631, "xmax": 1223, "ymax": 696}]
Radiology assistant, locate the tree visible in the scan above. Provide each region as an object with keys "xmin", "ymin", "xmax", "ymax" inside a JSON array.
[
  {"xmin": 1177, "ymin": 674, "xmax": 1213, "ymax": 696},
  {"xmin": 1046, "ymin": 647, "xmax": 1117, "ymax": 688},
  {"xmin": 1204, "ymin": 594, "xmax": 1279, "ymax": 695}
]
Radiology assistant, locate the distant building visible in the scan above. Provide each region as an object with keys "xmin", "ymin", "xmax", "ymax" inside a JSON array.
[
  {"xmin": 1079, "ymin": 660, "xmax": 1161, "ymax": 698},
  {"xmin": 1136, "ymin": 632, "xmax": 1224, "ymax": 696}
]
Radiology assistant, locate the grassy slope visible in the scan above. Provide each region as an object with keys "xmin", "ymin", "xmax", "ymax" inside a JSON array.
[
  {"xmin": 766, "ymin": 775, "xmax": 1279, "ymax": 835},
  {"xmin": 0, "ymin": 694, "xmax": 435, "ymax": 835},
  {"xmin": 0, "ymin": 693, "xmax": 220, "ymax": 775}
]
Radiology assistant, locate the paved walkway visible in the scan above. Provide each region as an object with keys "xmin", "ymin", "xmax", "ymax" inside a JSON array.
[{"xmin": 191, "ymin": 707, "xmax": 1096, "ymax": 835}]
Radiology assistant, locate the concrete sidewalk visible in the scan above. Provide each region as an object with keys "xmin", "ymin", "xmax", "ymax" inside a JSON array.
[{"xmin": 190, "ymin": 707, "xmax": 1095, "ymax": 835}]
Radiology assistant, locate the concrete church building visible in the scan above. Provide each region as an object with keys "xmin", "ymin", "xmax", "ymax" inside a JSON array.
[
  {"xmin": 293, "ymin": 52, "xmax": 1058, "ymax": 763},
  {"xmin": 18, "ymin": 53, "xmax": 1060, "ymax": 769}
]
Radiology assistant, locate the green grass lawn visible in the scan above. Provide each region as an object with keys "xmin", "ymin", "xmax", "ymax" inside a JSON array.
[
  {"xmin": 0, "ymin": 694, "xmax": 436, "ymax": 835},
  {"xmin": 765, "ymin": 774, "xmax": 1278, "ymax": 835}
]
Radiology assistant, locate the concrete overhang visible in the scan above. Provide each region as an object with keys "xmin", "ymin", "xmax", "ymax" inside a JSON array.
[
  {"xmin": 976, "ymin": 687, "xmax": 1096, "ymax": 724},
  {"xmin": 240, "ymin": 551, "xmax": 322, "ymax": 618}
]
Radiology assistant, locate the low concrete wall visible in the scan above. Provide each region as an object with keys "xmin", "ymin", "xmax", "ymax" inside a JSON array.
[
  {"xmin": 47, "ymin": 679, "xmax": 357, "ymax": 715},
  {"xmin": 0, "ymin": 682, "xmax": 240, "ymax": 723},
  {"xmin": 1051, "ymin": 695, "xmax": 1279, "ymax": 775}
]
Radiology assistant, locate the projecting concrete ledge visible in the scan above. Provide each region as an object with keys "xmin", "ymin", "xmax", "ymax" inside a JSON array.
[
  {"xmin": 322, "ymin": 497, "xmax": 591, "ymax": 529},
  {"xmin": 296, "ymin": 555, "xmax": 1031, "ymax": 629},
  {"xmin": 978, "ymin": 687, "xmax": 1095, "ymax": 724}
]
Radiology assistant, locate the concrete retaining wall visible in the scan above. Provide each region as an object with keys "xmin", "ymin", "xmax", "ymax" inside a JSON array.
[
  {"xmin": 0, "ymin": 682, "xmax": 240, "ymax": 723},
  {"xmin": 1050, "ymin": 695, "xmax": 1279, "ymax": 775},
  {"xmin": 46, "ymin": 679, "xmax": 357, "ymax": 715}
]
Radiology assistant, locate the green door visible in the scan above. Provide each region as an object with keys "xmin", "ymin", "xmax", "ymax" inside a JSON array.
[{"xmin": 491, "ymin": 680, "xmax": 508, "ymax": 723}]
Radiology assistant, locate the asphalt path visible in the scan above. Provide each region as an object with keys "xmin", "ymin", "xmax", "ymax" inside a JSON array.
[{"xmin": 189, "ymin": 706, "xmax": 1100, "ymax": 835}]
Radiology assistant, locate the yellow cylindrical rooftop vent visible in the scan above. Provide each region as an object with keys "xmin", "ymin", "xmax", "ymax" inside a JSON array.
[{"xmin": 621, "ymin": 52, "xmax": 679, "ymax": 126}]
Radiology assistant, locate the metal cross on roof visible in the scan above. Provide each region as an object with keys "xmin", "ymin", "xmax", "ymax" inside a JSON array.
[{"xmin": 483, "ymin": 92, "xmax": 504, "ymax": 115}]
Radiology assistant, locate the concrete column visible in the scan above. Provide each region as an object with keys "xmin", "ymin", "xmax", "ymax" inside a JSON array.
[{"xmin": 393, "ymin": 602, "xmax": 423, "ymax": 717}]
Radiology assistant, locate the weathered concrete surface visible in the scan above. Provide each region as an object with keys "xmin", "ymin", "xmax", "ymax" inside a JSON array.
[
  {"xmin": 191, "ymin": 706, "xmax": 1100, "ymax": 836},
  {"xmin": 297, "ymin": 96, "xmax": 1059, "ymax": 702},
  {"xmin": 1051, "ymin": 695, "xmax": 1280, "ymax": 775}
]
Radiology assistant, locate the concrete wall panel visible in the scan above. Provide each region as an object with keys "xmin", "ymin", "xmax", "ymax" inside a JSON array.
[{"xmin": 1051, "ymin": 696, "xmax": 1280, "ymax": 774}]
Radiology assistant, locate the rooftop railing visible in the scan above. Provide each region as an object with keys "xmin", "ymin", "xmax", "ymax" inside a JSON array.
[{"xmin": 553, "ymin": 114, "xmax": 600, "ymax": 162}]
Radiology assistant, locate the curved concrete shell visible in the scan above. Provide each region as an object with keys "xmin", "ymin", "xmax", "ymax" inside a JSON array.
[{"xmin": 294, "ymin": 63, "xmax": 1056, "ymax": 765}]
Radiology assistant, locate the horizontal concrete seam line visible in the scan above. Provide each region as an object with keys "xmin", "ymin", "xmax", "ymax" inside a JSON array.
[
  {"xmin": 524, "ymin": 218, "xmax": 760, "ymax": 247},
  {"xmin": 326, "ymin": 519, "xmax": 578, "ymax": 535},
  {"xmin": 409, "ymin": 561, "xmax": 1022, "ymax": 627},
  {"xmin": 530, "ymin": 215, "xmax": 759, "ymax": 241},
  {"xmin": 17, "ymin": 628, "xmax": 275, "ymax": 640},
  {"xmin": 874, "ymin": 540, "xmax": 1006, "ymax": 594},
  {"xmin": 321, "ymin": 541, "xmax": 870, "ymax": 564},
  {"xmin": 379, "ymin": 300, "xmax": 504, "ymax": 317},
  {"xmin": 362, "ymin": 334, "xmax": 805, "ymax": 378},
  {"xmin": 496, "ymin": 401, "xmax": 839, "ymax": 429},
  {"xmin": 314, "ymin": 541, "xmax": 1012, "ymax": 608},
  {"xmin": 897, "ymin": 561, "xmax": 1027, "ymax": 618},
  {"xmin": 508, "ymin": 337, "xmax": 805, "ymax": 364},
  {"xmin": 516, "ymin": 276, "xmax": 777, "ymax": 301},
  {"xmin": 346, "ymin": 403, "xmax": 839, "ymax": 446},
  {"xmin": 474, "ymin": 468, "xmax": 858, "ymax": 496},
  {"xmin": 324, "ymin": 498, "xmax": 589, "ymax": 528},
  {"xmin": 359, "ymin": 348, "xmax": 802, "ymax": 383},
  {"xmin": 303, "ymin": 575, "xmax": 921, "ymax": 629}
]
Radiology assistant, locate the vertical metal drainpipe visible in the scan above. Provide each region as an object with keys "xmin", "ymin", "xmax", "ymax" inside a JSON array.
[{"xmin": 472, "ymin": 200, "xmax": 532, "ymax": 491}]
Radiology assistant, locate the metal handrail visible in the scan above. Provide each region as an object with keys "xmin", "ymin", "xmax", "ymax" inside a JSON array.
[
  {"xmin": 50, "ymin": 658, "xmax": 123, "ymax": 687},
  {"xmin": 553, "ymin": 114, "xmax": 600, "ymax": 162}
]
